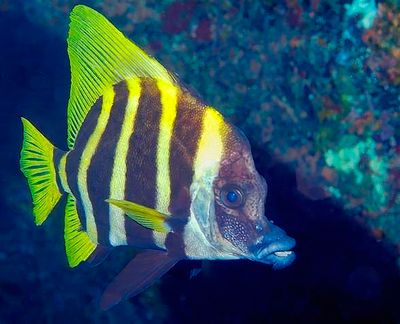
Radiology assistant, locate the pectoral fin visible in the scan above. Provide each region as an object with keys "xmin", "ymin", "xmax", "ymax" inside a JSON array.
[
  {"xmin": 100, "ymin": 250, "xmax": 179, "ymax": 310},
  {"xmin": 106, "ymin": 199, "xmax": 170, "ymax": 233}
]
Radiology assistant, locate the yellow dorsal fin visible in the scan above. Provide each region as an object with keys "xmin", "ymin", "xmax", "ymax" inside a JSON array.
[
  {"xmin": 106, "ymin": 199, "xmax": 171, "ymax": 233},
  {"xmin": 67, "ymin": 5, "xmax": 174, "ymax": 149}
]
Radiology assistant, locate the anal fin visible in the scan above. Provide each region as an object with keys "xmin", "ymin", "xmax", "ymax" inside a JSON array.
[
  {"xmin": 100, "ymin": 250, "xmax": 179, "ymax": 310},
  {"xmin": 64, "ymin": 194, "xmax": 97, "ymax": 267}
]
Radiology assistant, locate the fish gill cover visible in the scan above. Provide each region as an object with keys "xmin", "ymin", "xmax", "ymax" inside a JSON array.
[{"xmin": 0, "ymin": 0, "xmax": 399, "ymax": 323}]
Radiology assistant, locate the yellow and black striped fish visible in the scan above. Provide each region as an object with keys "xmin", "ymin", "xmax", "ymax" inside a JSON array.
[{"xmin": 20, "ymin": 5, "xmax": 295, "ymax": 309}]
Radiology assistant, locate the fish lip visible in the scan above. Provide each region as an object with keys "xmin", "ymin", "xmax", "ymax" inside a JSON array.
[
  {"xmin": 253, "ymin": 238, "xmax": 296, "ymax": 269},
  {"xmin": 257, "ymin": 238, "xmax": 296, "ymax": 258}
]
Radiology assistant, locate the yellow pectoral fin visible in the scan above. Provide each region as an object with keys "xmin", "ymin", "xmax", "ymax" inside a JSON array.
[{"xmin": 106, "ymin": 199, "xmax": 171, "ymax": 233}]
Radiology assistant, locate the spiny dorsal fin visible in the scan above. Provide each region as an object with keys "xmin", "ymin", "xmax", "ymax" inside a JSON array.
[
  {"xmin": 106, "ymin": 199, "xmax": 171, "ymax": 233},
  {"xmin": 67, "ymin": 5, "xmax": 174, "ymax": 149}
]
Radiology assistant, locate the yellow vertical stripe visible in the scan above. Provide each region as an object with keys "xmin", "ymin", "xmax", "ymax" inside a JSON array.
[
  {"xmin": 183, "ymin": 107, "xmax": 226, "ymax": 257},
  {"xmin": 193, "ymin": 108, "xmax": 225, "ymax": 182},
  {"xmin": 58, "ymin": 152, "xmax": 71, "ymax": 193},
  {"xmin": 78, "ymin": 86, "xmax": 115, "ymax": 244},
  {"xmin": 109, "ymin": 78, "xmax": 141, "ymax": 246},
  {"xmin": 155, "ymin": 80, "xmax": 178, "ymax": 214}
]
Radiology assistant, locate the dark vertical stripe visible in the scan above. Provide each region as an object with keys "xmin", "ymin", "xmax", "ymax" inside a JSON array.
[
  {"xmin": 166, "ymin": 89, "xmax": 206, "ymax": 257},
  {"xmin": 125, "ymin": 219, "xmax": 161, "ymax": 250},
  {"xmin": 87, "ymin": 81, "xmax": 128, "ymax": 245},
  {"xmin": 125, "ymin": 78, "xmax": 162, "ymax": 246},
  {"xmin": 125, "ymin": 78, "xmax": 161, "ymax": 207},
  {"xmin": 66, "ymin": 97, "xmax": 103, "ymax": 229},
  {"xmin": 53, "ymin": 148, "xmax": 65, "ymax": 193},
  {"xmin": 168, "ymin": 89, "xmax": 204, "ymax": 218},
  {"xmin": 165, "ymin": 232, "xmax": 186, "ymax": 258}
]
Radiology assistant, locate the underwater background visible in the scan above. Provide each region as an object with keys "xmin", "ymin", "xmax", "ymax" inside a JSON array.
[{"xmin": 0, "ymin": 0, "xmax": 399, "ymax": 322}]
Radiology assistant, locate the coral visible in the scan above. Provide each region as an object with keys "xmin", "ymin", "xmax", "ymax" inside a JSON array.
[
  {"xmin": 324, "ymin": 136, "xmax": 389, "ymax": 212},
  {"xmin": 345, "ymin": 0, "xmax": 378, "ymax": 29},
  {"xmin": 363, "ymin": 3, "xmax": 400, "ymax": 86},
  {"xmin": 161, "ymin": 1, "xmax": 196, "ymax": 35}
]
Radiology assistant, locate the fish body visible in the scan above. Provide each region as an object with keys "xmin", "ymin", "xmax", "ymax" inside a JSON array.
[{"xmin": 20, "ymin": 5, "xmax": 295, "ymax": 309}]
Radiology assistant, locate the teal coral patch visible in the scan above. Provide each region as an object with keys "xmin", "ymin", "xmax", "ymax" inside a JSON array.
[{"xmin": 324, "ymin": 136, "xmax": 388, "ymax": 210}]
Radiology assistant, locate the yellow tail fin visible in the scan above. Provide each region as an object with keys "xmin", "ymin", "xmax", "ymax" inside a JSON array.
[{"xmin": 20, "ymin": 118, "xmax": 62, "ymax": 225}]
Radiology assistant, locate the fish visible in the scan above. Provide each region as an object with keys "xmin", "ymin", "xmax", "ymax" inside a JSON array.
[{"xmin": 20, "ymin": 5, "xmax": 296, "ymax": 309}]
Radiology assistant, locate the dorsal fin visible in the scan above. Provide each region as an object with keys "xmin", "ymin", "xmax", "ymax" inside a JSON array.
[{"xmin": 67, "ymin": 5, "xmax": 174, "ymax": 149}]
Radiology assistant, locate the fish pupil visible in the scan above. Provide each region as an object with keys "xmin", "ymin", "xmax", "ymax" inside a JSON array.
[
  {"xmin": 227, "ymin": 191, "xmax": 238, "ymax": 203},
  {"xmin": 220, "ymin": 185, "xmax": 245, "ymax": 208}
]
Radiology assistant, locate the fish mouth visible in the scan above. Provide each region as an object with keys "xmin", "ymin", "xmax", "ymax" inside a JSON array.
[{"xmin": 253, "ymin": 237, "xmax": 296, "ymax": 269}]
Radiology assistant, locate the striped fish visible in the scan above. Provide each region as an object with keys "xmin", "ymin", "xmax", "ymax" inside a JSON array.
[{"xmin": 20, "ymin": 5, "xmax": 295, "ymax": 309}]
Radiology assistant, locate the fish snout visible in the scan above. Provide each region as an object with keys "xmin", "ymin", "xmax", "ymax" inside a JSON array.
[{"xmin": 250, "ymin": 222, "xmax": 296, "ymax": 269}]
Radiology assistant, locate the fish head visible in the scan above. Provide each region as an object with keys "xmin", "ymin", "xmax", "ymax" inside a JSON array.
[{"xmin": 190, "ymin": 125, "xmax": 295, "ymax": 269}]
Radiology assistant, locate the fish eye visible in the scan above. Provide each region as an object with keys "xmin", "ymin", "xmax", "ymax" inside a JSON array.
[{"xmin": 220, "ymin": 185, "xmax": 245, "ymax": 208}]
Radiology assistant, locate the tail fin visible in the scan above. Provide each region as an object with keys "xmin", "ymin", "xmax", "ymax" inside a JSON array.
[{"xmin": 20, "ymin": 118, "xmax": 62, "ymax": 225}]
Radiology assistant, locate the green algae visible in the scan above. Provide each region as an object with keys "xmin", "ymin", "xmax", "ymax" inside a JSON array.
[
  {"xmin": 324, "ymin": 136, "xmax": 388, "ymax": 211},
  {"xmin": 345, "ymin": 0, "xmax": 377, "ymax": 29}
]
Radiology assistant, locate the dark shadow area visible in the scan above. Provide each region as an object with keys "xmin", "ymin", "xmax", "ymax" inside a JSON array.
[
  {"xmin": 0, "ymin": 8, "xmax": 69, "ymax": 174},
  {"xmin": 161, "ymin": 147, "xmax": 400, "ymax": 323},
  {"xmin": 0, "ymin": 8, "xmax": 69, "ymax": 322}
]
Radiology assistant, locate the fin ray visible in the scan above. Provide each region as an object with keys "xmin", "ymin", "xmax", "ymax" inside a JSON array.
[
  {"xmin": 64, "ymin": 194, "xmax": 97, "ymax": 267},
  {"xmin": 20, "ymin": 118, "xmax": 62, "ymax": 225},
  {"xmin": 67, "ymin": 5, "xmax": 174, "ymax": 149},
  {"xmin": 106, "ymin": 199, "xmax": 170, "ymax": 233}
]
